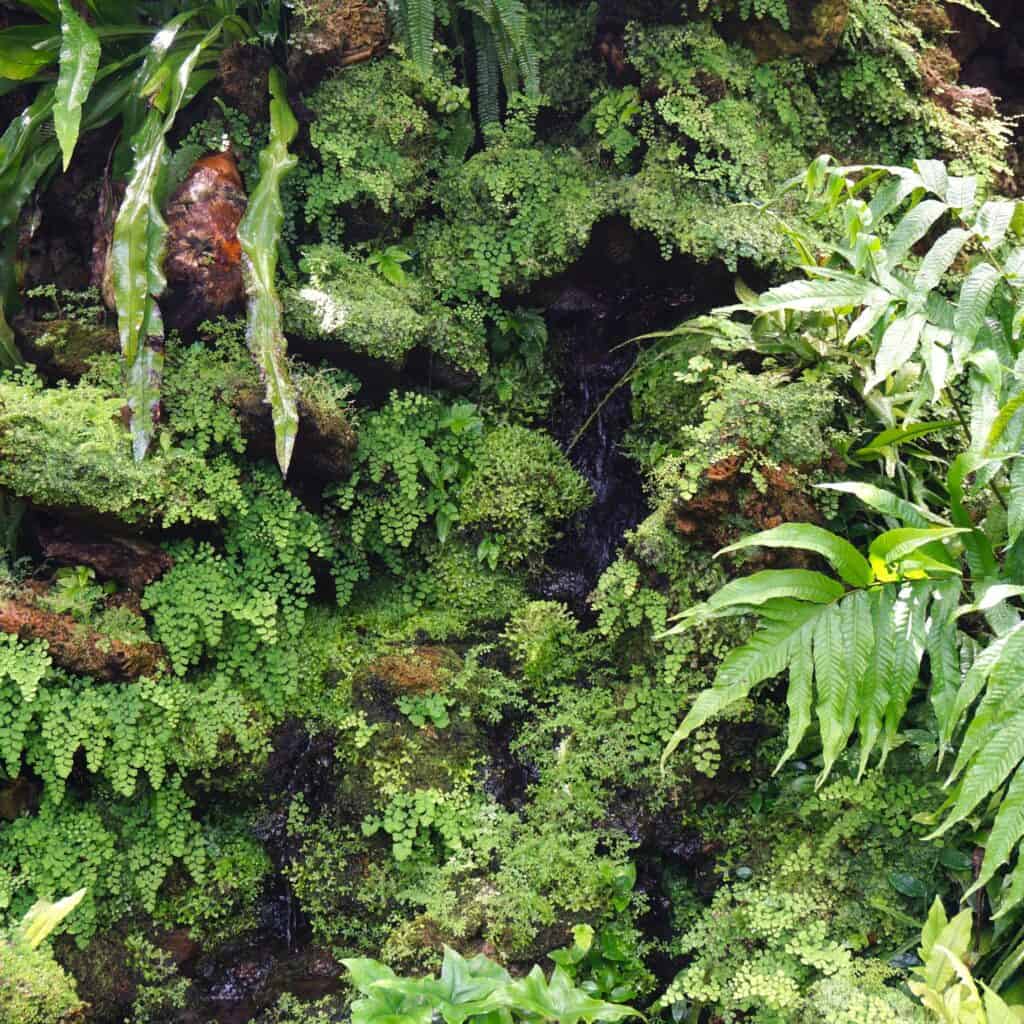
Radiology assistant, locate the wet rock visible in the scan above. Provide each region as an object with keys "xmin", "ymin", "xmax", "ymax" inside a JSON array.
[
  {"xmin": 741, "ymin": 0, "xmax": 850, "ymax": 64},
  {"xmin": 286, "ymin": 0, "xmax": 390, "ymax": 89},
  {"xmin": 219, "ymin": 43, "xmax": 275, "ymax": 122},
  {"xmin": 0, "ymin": 775, "xmax": 39, "ymax": 820},
  {"xmin": 36, "ymin": 519, "xmax": 173, "ymax": 592},
  {"xmin": 354, "ymin": 645, "xmax": 461, "ymax": 706},
  {"xmin": 233, "ymin": 385, "xmax": 357, "ymax": 483},
  {"xmin": 163, "ymin": 152, "xmax": 248, "ymax": 335},
  {"xmin": 14, "ymin": 316, "xmax": 119, "ymax": 380}
]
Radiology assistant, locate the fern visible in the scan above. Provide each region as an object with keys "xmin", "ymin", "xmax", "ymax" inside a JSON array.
[
  {"xmin": 662, "ymin": 519, "xmax": 966, "ymax": 783},
  {"xmin": 393, "ymin": 0, "xmax": 539, "ymax": 109}
]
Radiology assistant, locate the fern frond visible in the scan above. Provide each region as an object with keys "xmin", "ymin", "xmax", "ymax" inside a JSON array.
[
  {"xmin": 398, "ymin": 0, "xmax": 436, "ymax": 74},
  {"xmin": 472, "ymin": 16, "xmax": 500, "ymax": 129}
]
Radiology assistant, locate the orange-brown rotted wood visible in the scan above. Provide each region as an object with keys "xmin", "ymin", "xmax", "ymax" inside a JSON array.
[{"xmin": 163, "ymin": 151, "xmax": 248, "ymax": 333}]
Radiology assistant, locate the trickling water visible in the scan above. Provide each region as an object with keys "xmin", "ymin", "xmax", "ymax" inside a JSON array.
[{"xmin": 541, "ymin": 297, "xmax": 646, "ymax": 612}]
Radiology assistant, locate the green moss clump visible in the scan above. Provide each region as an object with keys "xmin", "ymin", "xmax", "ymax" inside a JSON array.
[
  {"xmin": 302, "ymin": 55, "xmax": 470, "ymax": 238},
  {"xmin": 0, "ymin": 370, "xmax": 245, "ymax": 527},
  {"xmin": 459, "ymin": 425, "xmax": 592, "ymax": 566},
  {"xmin": 285, "ymin": 247, "xmax": 488, "ymax": 372},
  {"xmin": 0, "ymin": 938, "xmax": 84, "ymax": 1024},
  {"xmin": 415, "ymin": 102, "xmax": 612, "ymax": 302}
]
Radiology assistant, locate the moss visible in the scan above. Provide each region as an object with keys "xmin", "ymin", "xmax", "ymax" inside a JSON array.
[
  {"xmin": 459, "ymin": 425, "xmax": 592, "ymax": 567},
  {"xmin": 0, "ymin": 938, "xmax": 85, "ymax": 1023},
  {"xmin": 0, "ymin": 370, "xmax": 245, "ymax": 527},
  {"xmin": 285, "ymin": 247, "xmax": 488, "ymax": 373}
]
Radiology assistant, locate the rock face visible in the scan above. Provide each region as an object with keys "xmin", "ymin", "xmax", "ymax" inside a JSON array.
[
  {"xmin": 163, "ymin": 152, "xmax": 248, "ymax": 334},
  {"xmin": 286, "ymin": 0, "xmax": 390, "ymax": 88},
  {"xmin": 741, "ymin": 0, "xmax": 850, "ymax": 64}
]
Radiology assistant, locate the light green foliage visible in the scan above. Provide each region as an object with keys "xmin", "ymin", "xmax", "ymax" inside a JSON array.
[
  {"xmin": 502, "ymin": 601, "xmax": 585, "ymax": 687},
  {"xmin": 256, "ymin": 993, "xmax": 344, "ymax": 1024},
  {"xmin": 156, "ymin": 823, "xmax": 271, "ymax": 947},
  {"xmin": 342, "ymin": 539, "xmax": 528, "ymax": 643},
  {"xmin": 124, "ymin": 933, "xmax": 189, "ymax": 1024},
  {"xmin": 909, "ymin": 898, "xmax": 1024, "ymax": 1023},
  {"xmin": 0, "ymin": 889, "xmax": 85, "ymax": 1024},
  {"xmin": 415, "ymin": 101, "xmax": 610, "ymax": 301},
  {"xmin": 398, "ymin": 693, "xmax": 452, "ymax": 729},
  {"xmin": 362, "ymin": 787, "xmax": 476, "ymax": 863},
  {"xmin": 0, "ymin": 367, "xmax": 245, "ymax": 525},
  {"xmin": 343, "ymin": 945, "xmax": 639, "ymax": 1024},
  {"xmin": 330, "ymin": 391, "xmax": 482, "ymax": 588},
  {"xmin": 303, "ymin": 55, "xmax": 470, "ymax": 238},
  {"xmin": 0, "ymin": 938, "xmax": 84, "ymax": 1023},
  {"xmin": 660, "ymin": 768, "xmax": 945, "ymax": 1024},
  {"xmin": 144, "ymin": 467, "xmax": 332, "ymax": 712},
  {"xmin": 459, "ymin": 425, "xmax": 591, "ymax": 567},
  {"xmin": 286, "ymin": 246, "xmax": 488, "ymax": 372},
  {"xmin": 0, "ymin": 777, "xmax": 206, "ymax": 943},
  {"xmin": 478, "ymin": 308, "xmax": 557, "ymax": 426}
]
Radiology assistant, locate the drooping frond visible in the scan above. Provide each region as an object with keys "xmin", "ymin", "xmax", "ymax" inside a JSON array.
[{"xmin": 472, "ymin": 15, "xmax": 500, "ymax": 129}]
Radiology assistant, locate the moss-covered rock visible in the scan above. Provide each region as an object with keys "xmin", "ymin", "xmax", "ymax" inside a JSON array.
[{"xmin": 0, "ymin": 939, "xmax": 85, "ymax": 1024}]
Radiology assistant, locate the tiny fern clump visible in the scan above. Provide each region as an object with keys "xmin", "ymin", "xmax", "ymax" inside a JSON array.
[{"xmin": 660, "ymin": 156, "xmax": 1024, "ymax": 925}]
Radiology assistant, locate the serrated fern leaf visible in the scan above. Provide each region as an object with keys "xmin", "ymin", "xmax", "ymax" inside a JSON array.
[
  {"xmin": 857, "ymin": 585, "xmax": 897, "ymax": 777},
  {"xmin": 472, "ymin": 16, "xmax": 500, "ymax": 128},
  {"xmin": 661, "ymin": 599, "xmax": 826, "ymax": 766},
  {"xmin": 719, "ymin": 523, "xmax": 872, "ymax": 588},
  {"xmin": 776, "ymin": 639, "xmax": 813, "ymax": 771},
  {"xmin": 967, "ymin": 766, "xmax": 1024, "ymax": 900},
  {"xmin": 947, "ymin": 626, "xmax": 1024, "ymax": 785},
  {"xmin": 401, "ymin": 0, "xmax": 436, "ymax": 74},
  {"xmin": 914, "ymin": 228, "xmax": 973, "ymax": 292},
  {"xmin": 816, "ymin": 591, "xmax": 873, "ymax": 782}
]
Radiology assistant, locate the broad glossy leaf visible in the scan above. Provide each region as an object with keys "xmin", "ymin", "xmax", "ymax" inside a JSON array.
[
  {"xmin": 884, "ymin": 199, "xmax": 947, "ymax": 265},
  {"xmin": 0, "ymin": 24, "xmax": 60, "ymax": 79},
  {"xmin": 915, "ymin": 228, "xmax": 973, "ymax": 292},
  {"xmin": 868, "ymin": 527, "xmax": 966, "ymax": 568},
  {"xmin": 818, "ymin": 481, "xmax": 943, "ymax": 528},
  {"xmin": 855, "ymin": 419, "xmax": 956, "ymax": 460},
  {"xmin": 704, "ymin": 569, "xmax": 845, "ymax": 613},
  {"xmin": 503, "ymin": 966, "xmax": 639, "ymax": 1024},
  {"xmin": 977, "ymin": 200, "xmax": 1017, "ymax": 249},
  {"xmin": 776, "ymin": 633, "xmax": 813, "ymax": 772},
  {"xmin": 739, "ymin": 275, "xmax": 890, "ymax": 314},
  {"xmin": 967, "ymin": 766, "xmax": 1024, "ymax": 898},
  {"xmin": 54, "ymin": 0, "xmax": 100, "ymax": 171},
  {"xmin": 865, "ymin": 313, "xmax": 927, "ymax": 394},
  {"xmin": 718, "ymin": 523, "xmax": 872, "ymax": 588},
  {"xmin": 916, "ymin": 159, "xmax": 950, "ymax": 200},
  {"xmin": 237, "ymin": 67, "xmax": 299, "ymax": 475}
]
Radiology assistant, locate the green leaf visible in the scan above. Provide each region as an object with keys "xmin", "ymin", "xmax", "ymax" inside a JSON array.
[
  {"xmin": 663, "ymin": 600, "xmax": 826, "ymax": 765},
  {"xmin": 954, "ymin": 263, "xmax": 1001, "ymax": 344},
  {"xmin": 237, "ymin": 67, "xmax": 300, "ymax": 476},
  {"xmin": 868, "ymin": 527, "xmax": 967, "ymax": 567},
  {"xmin": 703, "ymin": 569, "xmax": 845, "ymax": 613},
  {"xmin": 977, "ymin": 200, "xmax": 1017, "ymax": 249},
  {"xmin": 17, "ymin": 889, "xmax": 86, "ymax": 948},
  {"xmin": 916, "ymin": 159, "xmax": 950, "ymax": 200},
  {"xmin": 718, "ymin": 524, "xmax": 872, "ymax": 589},
  {"xmin": 889, "ymin": 871, "xmax": 928, "ymax": 899},
  {"xmin": 967, "ymin": 766, "xmax": 1024, "ymax": 900},
  {"xmin": 816, "ymin": 592, "xmax": 873, "ymax": 781},
  {"xmin": 818, "ymin": 481, "xmax": 943, "ymax": 528},
  {"xmin": 986, "ymin": 390, "xmax": 1024, "ymax": 454},
  {"xmin": 0, "ymin": 25, "xmax": 60, "ymax": 79},
  {"xmin": 776, "ymin": 634, "xmax": 813, "ymax": 772},
  {"xmin": 915, "ymin": 228, "xmax": 973, "ymax": 292},
  {"xmin": 54, "ymin": 0, "xmax": 100, "ymax": 171},
  {"xmin": 503, "ymin": 966, "xmax": 639, "ymax": 1024},
  {"xmin": 864, "ymin": 313, "xmax": 927, "ymax": 394},
  {"xmin": 853, "ymin": 420, "xmax": 957, "ymax": 460},
  {"xmin": 884, "ymin": 199, "xmax": 947, "ymax": 265},
  {"xmin": 736, "ymin": 275, "xmax": 890, "ymax": 314},
  {"xmin": 113, "ymin": 17, "xmax": 223, "ymax": 459}
]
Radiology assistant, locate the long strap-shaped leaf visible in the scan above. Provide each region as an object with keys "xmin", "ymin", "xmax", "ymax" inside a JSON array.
[
  {"xmin": 54, "ymin": 0, "xmax": 100, "ymax": 171},
  {"xmin": 236, "ymin": 67, "xmax": 299, "ymax": 476},
  {"xmin": 112, "ymin": 18, "xmax": 222, "ymax": 459}
]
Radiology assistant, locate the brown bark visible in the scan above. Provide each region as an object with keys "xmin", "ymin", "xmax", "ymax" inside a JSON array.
[{"xmin": 0, "ymin": 599, "xmax": 166, "ymax": 681}]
